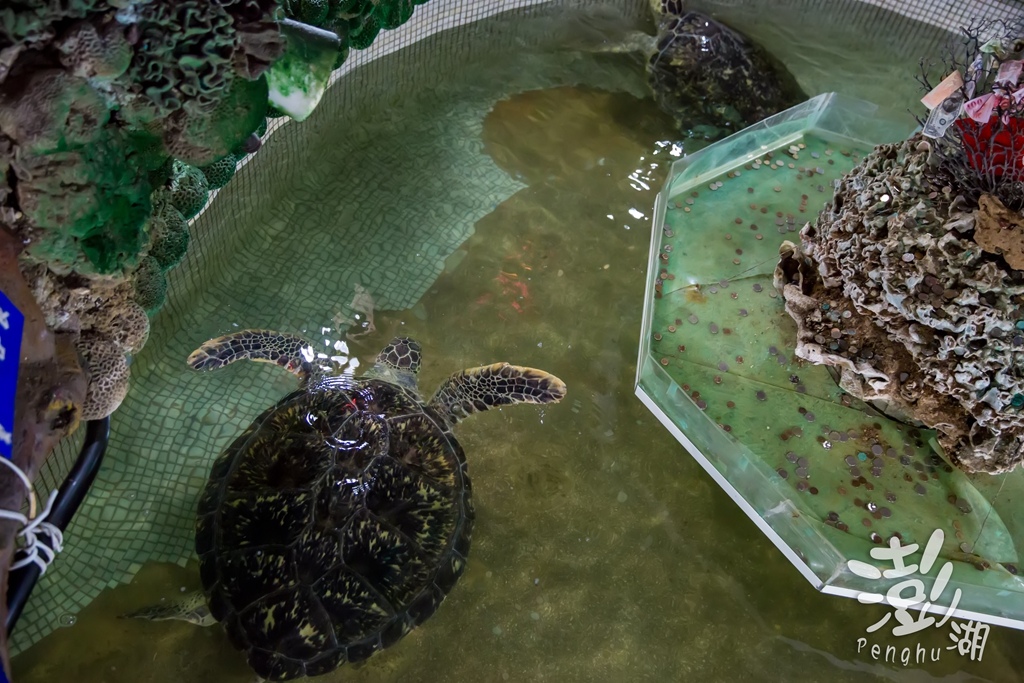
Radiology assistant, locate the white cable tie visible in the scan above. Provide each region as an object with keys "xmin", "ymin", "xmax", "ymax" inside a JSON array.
[
  {"xmin": 0, "ymin": 456, "xmax": 36, "ymax": 517},
  {"xmin": 11, "ymin": 491, "xmax": 63, "ymax": 574},
  {"xmin": 0, "ymin": 458, "xmax": 63, "ymax": 574}
]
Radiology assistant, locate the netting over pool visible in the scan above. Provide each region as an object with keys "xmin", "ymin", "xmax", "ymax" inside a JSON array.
[{"xmin": 16, "ymin": 0, "xmax": 1021, "ymax": 658}]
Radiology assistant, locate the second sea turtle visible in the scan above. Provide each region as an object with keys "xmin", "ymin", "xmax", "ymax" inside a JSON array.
[{"xmin": 595, "ymin": 0, "xmax": 806, "ymax": 139}]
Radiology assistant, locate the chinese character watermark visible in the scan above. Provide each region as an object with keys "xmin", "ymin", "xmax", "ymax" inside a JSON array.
[
  {"xmin": 850, "ymin": 529, "xmax": 992, "ymax": 665},
  {"xmin": 948, "ymin": 620, "xmax": 990, "ymax": 661}
]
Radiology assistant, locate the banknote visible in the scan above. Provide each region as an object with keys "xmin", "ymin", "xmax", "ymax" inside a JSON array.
[{"xmin": 922, "ymin": 92, "xmax": 964, "ymax": 138}]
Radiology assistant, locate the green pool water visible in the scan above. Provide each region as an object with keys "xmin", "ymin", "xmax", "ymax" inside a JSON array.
[{"xmin": 13, "ymin": 2, "xmax": 1024, "ymax": 682}]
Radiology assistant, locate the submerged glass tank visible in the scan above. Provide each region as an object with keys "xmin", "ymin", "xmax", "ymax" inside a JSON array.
[{"xmin": 637, "ymin": 92, "xmax": 1024, "ymax": 629}]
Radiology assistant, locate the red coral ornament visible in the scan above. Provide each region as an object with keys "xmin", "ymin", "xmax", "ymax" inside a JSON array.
[{"xmin": 954, "ymin": 114, "xmax": 1024, "ymax": 183}]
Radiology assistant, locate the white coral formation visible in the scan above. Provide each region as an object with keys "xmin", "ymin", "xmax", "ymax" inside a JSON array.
[{"xmin": 775, "ymin": 135, "xmax": 1024, "ymax": 474}]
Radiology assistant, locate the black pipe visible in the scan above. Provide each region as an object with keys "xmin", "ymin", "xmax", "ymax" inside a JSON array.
[{"xmin": 5, "ymin": 417, "xmax": 111, "ymax": 636}]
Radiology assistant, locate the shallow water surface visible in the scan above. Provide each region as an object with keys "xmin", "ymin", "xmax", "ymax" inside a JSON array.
[{"xmin": 14, "ymin": 3, "xmax": 1024, "ymax": 682}]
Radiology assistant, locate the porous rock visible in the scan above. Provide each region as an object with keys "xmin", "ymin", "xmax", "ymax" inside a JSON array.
[
  {"xmin": 77, "ymin": 333, "xmax": 130, "ymax": 421},
  {"xmin": 776, "ymin": 134, "xmax": 1024, "ymax": 474}
]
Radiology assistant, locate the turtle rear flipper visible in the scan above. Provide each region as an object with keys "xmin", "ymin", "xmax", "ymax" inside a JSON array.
[
  {"xmin": 121, "ymin": 590, "xmax": 216, "ymax": 627},
  {"xmin": 584, "ymin": 29, "xmax": 657, "ymax": 55},
  {"xmin": 187, "ymin": 329, "xmax": 314, "ymax": 378},
  {"xmin": 428, "ymin": 363, "xmax": 567, "ymax": 425},
  {"xmin": 559, "ymin": 6, "xmax": 657, "ymax": 55}
]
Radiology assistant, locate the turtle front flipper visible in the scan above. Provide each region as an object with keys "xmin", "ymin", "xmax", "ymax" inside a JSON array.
[
  {"xmin": 121, "ymin": 590, "xmax": 216, "ymax": 627},
  {"xmin": 187, "ymin": 330, "xmax": 314, "ymax": 379},
  {"xmin": 428, "ymin": 363, "xmax": 567, "ymax": 425}
]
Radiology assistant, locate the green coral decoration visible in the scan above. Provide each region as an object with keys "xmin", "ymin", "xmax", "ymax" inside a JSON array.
[
  {"xmin": 375, "ymin": 0, "xmax": 414, "ymax": 30},
  {"xmin": 348, "ymin": 14, "xmax": 381, "ymax": 50},
  {"xmin": 147, "ymin": 154, "xmax": 175, "ymax": 188},
  {"xmin": 133, "ymin": 256, "xmax": 169, "ymax": 315},
  {"xmin": 287, "ymin": 0, "xmax": 331, "ymax": 25},
  {"xmin": 2, "ymin": 0, "xmax": 433, "ymax": 338},
  {"xmin": 164, "ymin": 74, "xmax": 270, "ymax": 165},
  {"xmin": 1, "ymin": 0, "xmax": 284, "ymax": 282},
  {"xmin": 0, "ymin": 68, "xmax": 109, "ymax": 156},
  {"xmin": 1, "ymin": 4, "xmax": 103, "ymax": 53},
  {"xmin": 266, "ymin": 21, "xmax": 342, "ymax": 121},
  {"xmin": 6, "ymin": 73, "xmax": 159, "ymax": 274},
  {"xmin": 125, "ymin": 2, "xmax": 237, "ymax": 121},
  {"xmin": 147, "ymin": 195, "xmax": 190, "ymax": 270},
  {"xmin": 280, "ymin": 0, "xmax": 423, "ymax": 73},
  {"xmin": 167, "ymin": 160, "xmax": 210, "ymax": 220},
  {"xmin": 199, "ymin": 154, "xmax": 240, "ymax": 190}
]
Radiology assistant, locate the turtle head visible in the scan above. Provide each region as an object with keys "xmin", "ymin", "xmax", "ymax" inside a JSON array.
[{"xmin": 364, "ymin": 337, "xmax": 422, "ymax": 391}]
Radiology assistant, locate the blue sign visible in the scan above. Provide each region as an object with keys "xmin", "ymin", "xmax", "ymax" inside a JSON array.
[{"xmin": 0, "ymin": 288, "xmax": 24, "ymax": 460}]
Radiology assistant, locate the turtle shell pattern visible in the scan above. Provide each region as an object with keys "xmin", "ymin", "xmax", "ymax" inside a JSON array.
[
  {"xmin": 648, "ymin": 2, "xmax": 804, "ymax": 134},
  {"xmin": 195, "ymin": 377, "xmax": 474, "ymax": 680}
]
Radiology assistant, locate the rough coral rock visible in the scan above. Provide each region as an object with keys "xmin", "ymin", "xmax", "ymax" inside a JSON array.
[
  {"xmin": 776, "ymin": 134, "xmax": 1024, "ymax": 474},
  {"xmin": 147, "ymin": 192, "xmax": 190, "ymax": 269},
  {"xmin": 199, "ymin": 153, "xmax": 240, "ymax": 190},
  {"xmin": 56, "ymin": 19, "xmax": 132, "ymax": 82},
  {"xmin": 23, "ymin": 260, "xmax": 144, "ymax": 420},
  {"xmin": 77, "ymin": 334, "xmax": 130, "ymax": 421},
  {"xmin": 0, "ymin": 68, "xmax": 108, "ymax": 154},
  {"xmin": 91, "ymin": 300, "xmax": 150, "ymax": 355},
  {"xmin": 133, "ymin": 255, "xmax": 168, "ymax": 314},
  {"xmin": 14, "ymin": 124, "xmax": 154, "ymax": 275},
  {"xmin": 167, "ymin": 160, "xmax": 210, "ymax": 220},
  {"xmin": 222, "ymin": 0, "xmax": 287, "ymax": 80},
  {"xmin": 0, "ymin": 2, "xmax": 104, "ymax": 53},
  {"xmin": 974, "ymin": 194, "xmax": 1024, "ymax": 270},
  {"xmin": 23, "ymin": 263, "xmax": 149, "ymax": 354}
]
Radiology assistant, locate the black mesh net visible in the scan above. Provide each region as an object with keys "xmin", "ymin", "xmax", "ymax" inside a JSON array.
[{"xmin": 16, "ymin": 0, "xmax": 1023, "ymax": 657}]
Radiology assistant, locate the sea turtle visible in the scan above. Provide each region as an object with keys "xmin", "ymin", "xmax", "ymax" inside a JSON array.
[
  {"xmin": 588, "ymin": 0, "xmax": 806, "ymax": 139},
  {"xmin": 127, "ymin": 330, "xmax": 566, "ymax": 680}
]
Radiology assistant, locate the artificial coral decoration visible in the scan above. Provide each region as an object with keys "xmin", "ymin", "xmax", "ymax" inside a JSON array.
[
  {"xmin": 919, "ymin": 19, "xmax": 1024, "ymax": 207},
  {"xmin": 776, "ymin": 19, "xmax": 1024, "ymax": 475},
  {"xmin": 953, "ymin": 55, "xmax": 1024, "ymax": 183},
  {"xmin": 0, "ymin": 0, "xmax": 429, "ymax": 433}
]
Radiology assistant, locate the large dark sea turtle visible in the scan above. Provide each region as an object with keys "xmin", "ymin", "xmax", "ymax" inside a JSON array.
[
  {"xmin": 588, "ymin": 0, "xmax": 806, "ymax": 139},
  {"xmin": 127, "ymin": 330, "xmax": 566, "ymax": 680}
]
